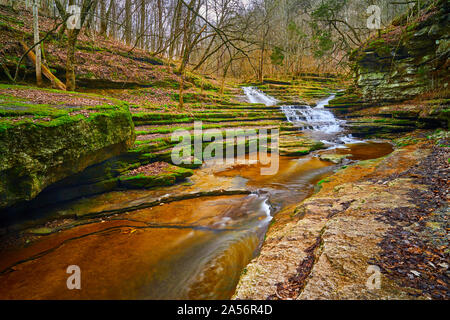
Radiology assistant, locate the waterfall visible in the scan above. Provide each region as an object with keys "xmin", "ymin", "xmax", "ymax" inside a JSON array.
[
  {"xmin": 242, "ymin": 87, "xmax": 278, "ymax": 106},
  {"xmin": 280, "ymin": 95, "xmax": 343, "ymax": 134},
  {"xmin": 243, "ymin": 87, "xmax": 361, "ymax": 146}
]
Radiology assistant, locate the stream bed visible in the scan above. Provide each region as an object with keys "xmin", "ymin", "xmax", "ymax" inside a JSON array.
[{"xmin": 0, "ymin": 90, "xmax": 394, "ymax": 300}]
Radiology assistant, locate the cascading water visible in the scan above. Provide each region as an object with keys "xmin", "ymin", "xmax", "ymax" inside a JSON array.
[
  {"xmin": 242, "ymin": 87, "xmax": 278, "ymax": 106},
  {"xmin": 243, "ymin": 87, "xmax": 360, "ymax": 146},
  {"xmin": 280, "ymin": 95, "xmax": 343, "ymax": 134}
]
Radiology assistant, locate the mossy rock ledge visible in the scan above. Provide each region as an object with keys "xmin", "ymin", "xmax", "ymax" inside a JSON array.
[
  {"xmin": 327, "ymin": 0, "xmax": 449, "ymax": 136},
  {"xmin": 0, "ymin": 91, "xmax": 136, "ymax": 211},
  {"xmin": 118, "ymin": 164, "xmax": 194, "ymax": 189},
  {"xmin": 349, "ymin": 1, "xmax": 449, "ymax": 104}
]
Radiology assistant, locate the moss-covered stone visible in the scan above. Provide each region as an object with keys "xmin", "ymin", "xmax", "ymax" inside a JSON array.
[
  {"xmin": 118, "ymin": 164, "xmax": 193, "ymax": 189},
  {"xmin": 334, "ymin": 0, "xmax": 449, "ymax": 136},
  {"xmin": 0, "ymin": 87, "xmax": 135, "ymax": 210},
  {"xmin": 319, "ymin": 154, "xmax": 351, "ymax": 164}
]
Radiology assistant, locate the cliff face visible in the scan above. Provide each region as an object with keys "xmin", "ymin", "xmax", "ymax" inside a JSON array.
[
  {"xmin": 353, "ymin": 1, "xmax": 449, "ymax": 103},
  {"xmin": 328, "ymin": 0, "xmax": 449, "ymax": 137}
]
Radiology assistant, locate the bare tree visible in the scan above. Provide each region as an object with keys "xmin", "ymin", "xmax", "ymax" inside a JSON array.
[{"xmin": 32, "ymin": 0, "xmax": 42, "ymax": 86}]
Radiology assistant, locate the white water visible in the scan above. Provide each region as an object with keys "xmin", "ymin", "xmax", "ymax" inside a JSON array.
[
  {"xmin": 243, "ymin": 87, "xmax": 361, "ymax": 146},
  {"xmin": 242, "ymin": 87, "xmax": 278, "ymax": 106},
  {"xmin": 260, "ymin": 198, "xmax": 273, "ymax": 223},
  {"xmin": 280, "ymin": 95, "xmax": 343, "ymax": 134}
]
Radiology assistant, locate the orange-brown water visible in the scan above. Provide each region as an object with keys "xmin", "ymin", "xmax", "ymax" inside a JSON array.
[{"xmin": 0, "ymin": 142, "xmax": 393, "ymax": 300}]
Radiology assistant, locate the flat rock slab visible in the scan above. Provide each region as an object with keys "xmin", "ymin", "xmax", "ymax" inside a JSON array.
[{"xmin": 233, "ymin": 142, "xmax": 447, "ymax": 300}]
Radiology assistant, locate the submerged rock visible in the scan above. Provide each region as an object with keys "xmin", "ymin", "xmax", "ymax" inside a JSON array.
[{"xmin": 319, "ymin": 154, "xmax": 351, "ymax": 164}]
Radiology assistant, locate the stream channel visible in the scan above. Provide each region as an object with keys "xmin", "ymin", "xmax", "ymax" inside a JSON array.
[{"xmin": 0, "ymin": 88, "xmax": 394, "ymax": 299}]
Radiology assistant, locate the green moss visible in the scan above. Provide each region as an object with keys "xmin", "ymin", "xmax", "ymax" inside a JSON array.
[
  {"xmin": 394, "ymin": 136, "xmax": 419, "ymax": 147},
  {"xmin": 0, "ymin": 13, "xmax": 24, "ymax": 27},
  {"xmin": 0, "ymin": 86, "xmax": 135, "ymax": 209},
  {"xmin": 118, "ymin": 164, "xmax": 193, "ymax": 189},
  {"xmin": 185, "ymin": 72, "xmax": 220, "ymax": 91},
  {"xmin": 26, "ymin": 227, "xmax": 54, "ymax": 235},
  {"xmin": 317, "ymin": 178, "xmax": 331, "ymax": 186}
]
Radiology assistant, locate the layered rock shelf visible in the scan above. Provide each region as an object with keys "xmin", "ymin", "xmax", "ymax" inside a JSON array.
[
  {"xmin": 328, "ymin": 0, "xmax": 449, "ymax": 137},
  {"xmin": 0, "ymin": 86, "xmax": 135, "ymax": 213}
]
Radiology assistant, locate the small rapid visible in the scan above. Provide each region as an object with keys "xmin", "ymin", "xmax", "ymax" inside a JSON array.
[
  {"xmin": 281, "ymin": 95, "xmax": 342, "ymax": 134},
  {"xmin": 242, "ymin": 87, "xmax": 278, "ymax": 106},
  {"xmin": 243, "ymin": 87, "xmax": 359, "ymax": 146}
]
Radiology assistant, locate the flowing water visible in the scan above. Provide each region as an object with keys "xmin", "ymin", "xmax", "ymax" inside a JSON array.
[
  {"xmin": 242, "ymin": 87, "xmax": 279, "ymax": 106},
  {"xmin": 280, "ymin": 94, "xmax": 363, "ymax": 146},
  {"xmin": 0, "ymin": 88, "xmax": 394, "ymax": 300},
  {"xmin": 281, "ymin": 95, "xmax": 341, "ymax": 133}
]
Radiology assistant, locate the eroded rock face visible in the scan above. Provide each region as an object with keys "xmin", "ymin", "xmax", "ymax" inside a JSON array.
[
  {"xmin": 327, "ymin": 1, "xmax": 449, "ymax": 136},
  {"xmin": 351, "ymin": 1, "xmax": 449, "ymax": 104},
  {"xmin": 0, "ymin": 107, "xmax": 135, "ymax": 211},
  {"xmin": 233, "ymin": 142, "xmax": 448, "ymax": 300}
]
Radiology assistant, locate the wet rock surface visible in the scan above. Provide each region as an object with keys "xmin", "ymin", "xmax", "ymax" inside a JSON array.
[{"xmin": 234, "ymin": 138, "xmax": 449, "ymax": 300}]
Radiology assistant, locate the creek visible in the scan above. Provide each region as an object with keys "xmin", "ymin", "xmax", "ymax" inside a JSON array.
[{"xmin": 0, "ymin": 88, "xmax": 393, "ymax": 300}]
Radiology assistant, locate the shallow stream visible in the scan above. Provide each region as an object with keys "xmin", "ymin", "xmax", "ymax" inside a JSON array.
[{"xmin": 0, "ymin": 89, "xmax": 393, "ymax": 299}]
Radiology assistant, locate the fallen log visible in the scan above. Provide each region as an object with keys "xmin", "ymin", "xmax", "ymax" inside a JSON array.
[{"xmin": 20, "ymin": 40, "xmax": 66, "ymax": 91}]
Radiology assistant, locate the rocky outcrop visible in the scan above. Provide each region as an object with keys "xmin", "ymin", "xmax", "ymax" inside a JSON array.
[
  {"xmin": 328, "ymin": 0, "xmax": 449, "ymax": 136},
  {"xmin": 0, "ymin": 88, "xmax": 135, "ymax": 213},
  {"xmin": 352, "ymin": 0, "xmax": 448, "ymax": 103}
]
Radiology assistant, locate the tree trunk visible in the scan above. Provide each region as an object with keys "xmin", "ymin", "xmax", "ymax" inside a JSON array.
[
  {"xmin": 125, "ymin": 0, "xmax": 132, "ymax": 45},
  {"xmin": 140, "ymin": 0, "xmax": 146, "ymax": 48},
  {"xmin": 33, "ymin": 0, "xmax": 42, "ymax": 86},
  {"xmin": 110, "ymin": 0, "xmax": 116, "ymax": 38},
  {"xmin": 259, "ymin": 45, "xmax": 265, "ymax": 83},
  {"xmin": 99, "ymin": 0, "xmax": 107, "ymax": 37},
  {"xmin": 169, "ymin": 0, "xmax": 182, "ymax": 60},
  {"xmin": 66, "ymin": 29, "xmax": 77, "ymax": 91},
  {"xmin": 178, "ymin": 72, "xmax": 184, "ymax": 109},
  {"xmin": 157, "ymin": 0, "xmax": 163, "ymax": 51}
]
